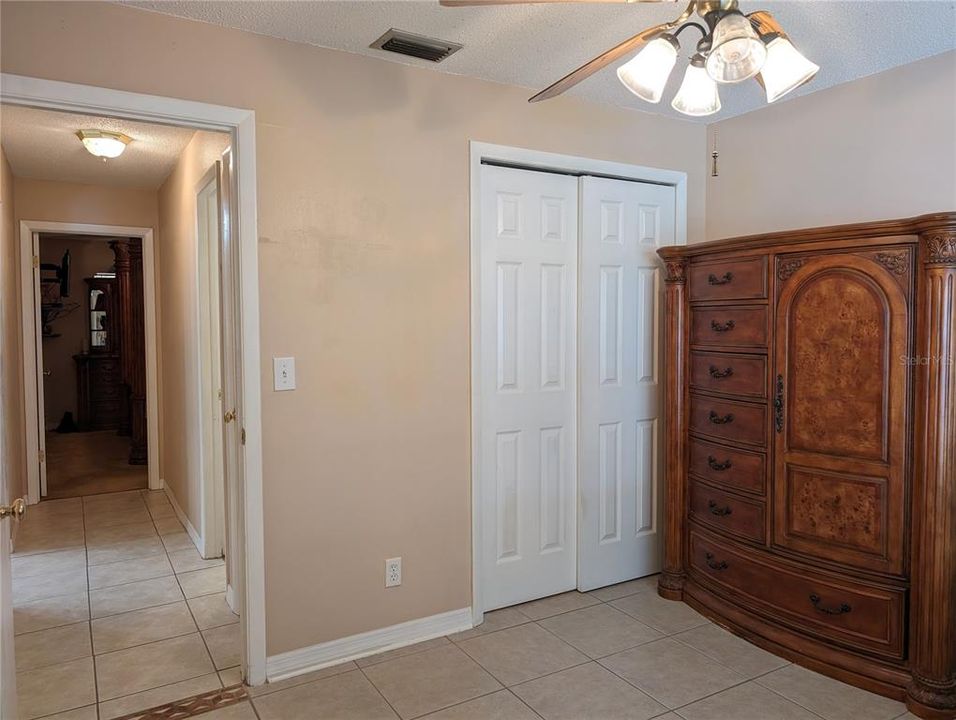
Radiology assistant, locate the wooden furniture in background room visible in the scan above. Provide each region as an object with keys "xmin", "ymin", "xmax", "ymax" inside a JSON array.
[
  {"xmin": 111, "ymin": 238, "xmax": 148, "ymax": 465},
  {"xmin": 75, "ymin": 276, "xmax": 123, "ymax": 431},
  {"xmin": 656, "ymin": 213, "xmax": 956, "ymax": 719}
]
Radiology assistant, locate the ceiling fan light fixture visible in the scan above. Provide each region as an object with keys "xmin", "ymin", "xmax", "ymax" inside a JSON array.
[
  {"xmin": 705, "ymin": 10, "xmax": 767, "ymax": 84},
  {"xmin": 76, "ymin": 130, "xmax": 132, "ymax": 159},
  {"xmin": 617, "ymin": 34, "xmax": 679, "ymax": 104},
  {"xmin": 758, "ymin": 36, "xmax": 820, "ymax": 102},
  {"xmin": 672, "ymin": 54, "xmax": 721, "ymax": 117}
]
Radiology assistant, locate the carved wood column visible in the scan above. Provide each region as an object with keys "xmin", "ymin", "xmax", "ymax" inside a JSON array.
[
  {"xmin": 127, "ymin": 241, "xmax": 148, "ymax": 465},
  {"xmin": 658, "ymin": 256, "xmax": 688, "ymax": 600},
  {"xmin": 111, "ymin": 240, "xmax": 133, "ymax": 437},
  {"xmin": 110, "ymin": 239, "xmax": 148, "ymax": 466},
  {"xmin": 907, "ymin": 223, "xmax": 956, "ymax": 719}
]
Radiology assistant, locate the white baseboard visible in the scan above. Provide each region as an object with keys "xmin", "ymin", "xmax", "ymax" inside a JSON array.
[
  {"xmin": 265, "ymin": 607, "xmax": 473, "ymax": 682},
  {"xmin": 163, "ymin": 484, "xmax": 204, "ymax": 556},
  {"xmin": 225, "ymin": 584, "xmax": 237, "ymax": 613}
]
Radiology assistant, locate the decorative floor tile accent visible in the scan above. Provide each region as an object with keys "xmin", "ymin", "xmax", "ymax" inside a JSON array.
[{"xmin": 113, "ymin": 684, "xmax": 247, "ymax": 720}]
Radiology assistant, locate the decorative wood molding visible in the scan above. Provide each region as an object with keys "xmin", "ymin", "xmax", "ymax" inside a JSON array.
[
  {"xmin": 664, "ymin": 259, "xmax": 687, "ymax": 284},
  {"xmin": 875, "ymin": 251, "xmax": 910, "ymax": 276},
  {"xmin": 921, "ymin": 230, "xmax": 956, "ymax": 266},
  {"xmin": 777, "ymin": 258, "xmax": 806, "ymax": 281}
]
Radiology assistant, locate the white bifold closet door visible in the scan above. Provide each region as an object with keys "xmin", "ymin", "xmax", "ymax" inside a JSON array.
[
  {"xmin": 479, "ymin": 164, "xmax": 579, "ymax": 611},
  {"xmin": 577, "ymin": 176, "xmax": 675, "ymax": 590}
]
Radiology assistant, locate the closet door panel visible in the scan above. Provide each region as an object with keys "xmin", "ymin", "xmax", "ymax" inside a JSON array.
[{"xmin": 772, "ymin": 251, "xmax": 912, "ymax": 576}]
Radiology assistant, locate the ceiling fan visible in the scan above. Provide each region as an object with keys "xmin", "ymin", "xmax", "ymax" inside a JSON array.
[{"xmin": 439, "ymin": 0, "xmax": 819, "ymax": 116}]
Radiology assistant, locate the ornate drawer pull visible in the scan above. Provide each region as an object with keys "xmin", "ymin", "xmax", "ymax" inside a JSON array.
[
  {"xmin": 774, "ymin": 374, "xmax": 785, "ymax": 433},
  {"xmin": 709, "ymin": 411, "xmax": 735, "ymax": 425},
  {"xmin": 708, "ymin": 272, "xmax": 734, "ymax": 286},
  {"xmin": 711, "ymin": 319, "xmax": 736, "ymax": 333},
  {"xmin": 705, "ymin": 552, "xmax": 728, "ymax": 571},
  {"xmin": 707, "ymin": 456, "xmax": 733, "ymax": 471},
  {"xmin": 809, "ymin": 594, "xmax": 852, "ymax": 616},
  {"xmin": 708, "ymin": 500, "xmax": 733, "ymax": 517},
  {"xmin": 709, "ymin": 365, "xmax": 734, "ymax": 379}
]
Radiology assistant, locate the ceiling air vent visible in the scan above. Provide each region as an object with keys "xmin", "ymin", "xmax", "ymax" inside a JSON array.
[{"xmin": 370, "ymin": 29, "xmax": 463, "ymax": 63}]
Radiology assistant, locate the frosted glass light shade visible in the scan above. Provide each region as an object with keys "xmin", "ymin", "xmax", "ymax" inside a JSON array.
[
  {"xmin": 759, "ymin": 36, "xmax": 819, "ymax": 102},
  {"xmin": 76, "ymin": 130, "xmax": 131, "ymax": 158},
  {"xmin": 705, "ymin": 12, "xmax": 767, "ymax": 84},
  {"xmin": 672, "ymin": 61, "xmax": 721, "ymax": 117},
  {"xmin": 617, "ymin": 36, "xmax": 679, "ymax": 104}
]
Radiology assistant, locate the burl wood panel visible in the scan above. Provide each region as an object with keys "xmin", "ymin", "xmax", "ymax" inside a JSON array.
[
  {"xmin": 690, "ymin": 306, "xmax": 769, "ymax": 349},
  {"xmin": 689, "ymin": 255, "xmax": 768, "ymax": 302},
  {"xmin": 775, "ymin": 253, "xmax": 908, "ymax": 577},
  {"xmin": 688, "ymin": 437, "xmax": 766, "ymax": 496},
  {"xmin": 689, "ymin": 480, "xmax": 765, "ymax": 544},
  {"xmin": 786, "ymin": 468, "xmax": 886, "ymax": 557},
  {"xmin": 690, "ymin": 351, "xmax": 767, "ymax": 400},
  {"xmin": 690, "ymin": 529, "xmax": 905, "ymax": 660},
  {"xmin": 788, "ymin": 272, "xmax": 887, "ymax": 461}
]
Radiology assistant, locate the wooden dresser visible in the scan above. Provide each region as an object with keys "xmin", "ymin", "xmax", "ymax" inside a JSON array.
[{"xmin": 657, "ymin": 214, "xmax": 956, "ymax": 719}]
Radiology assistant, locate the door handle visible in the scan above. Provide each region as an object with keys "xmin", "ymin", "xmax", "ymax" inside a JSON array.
[
  {"xmin": 0, "ymin": 498, "xmax": 26, "ymax": 522},
  {"xmin": 223, "ymin": 409, "xmax": 237, "ymax": 423}
]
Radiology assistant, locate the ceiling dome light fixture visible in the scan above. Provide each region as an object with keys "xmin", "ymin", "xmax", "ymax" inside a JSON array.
[
  {"xmin": 76, "ymin": 130, "xmax": 132, "ymax": 159},
  {"xmin": 448, "ymin": 0, "xmax": 821, "ymax": 119}
]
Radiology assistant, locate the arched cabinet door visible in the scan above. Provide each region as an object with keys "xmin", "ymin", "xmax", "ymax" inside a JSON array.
[{"xmin": 772, "ymin": 249, "xmax": 913, "ymax": 577}]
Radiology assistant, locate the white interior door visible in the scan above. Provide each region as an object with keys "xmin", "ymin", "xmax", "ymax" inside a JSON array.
[
  {"xmin": 479, "ymin": 164, "xmax": 578, "ymax": 612},
  {"xmin": 577, "ymin": 175, "xmax": 675, "ymax": 591},
  {"xmin": 217, "ymin": 146, "xmax": 244, "ymax": 618},
  {"xmin": 197, "ymin": 166, "xmax": 226, "ymax": 560}
]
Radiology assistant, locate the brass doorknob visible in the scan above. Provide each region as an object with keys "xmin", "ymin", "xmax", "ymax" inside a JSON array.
[{"xmin": 0, "ymin": 498, "xmax": 26, "ymax": 522}]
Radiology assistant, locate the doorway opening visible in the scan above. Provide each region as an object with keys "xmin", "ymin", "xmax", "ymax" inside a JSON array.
[
  {"xmin": 0, "ymin": 74, "xmax": 266, "ymax": 720},
  {"xmin": 469, "ymin": 143, "xmax": 687, "ymax": 625},
  {"xmin": 31, "ymin": 230, "xmax": 156, "ymax": 500}
]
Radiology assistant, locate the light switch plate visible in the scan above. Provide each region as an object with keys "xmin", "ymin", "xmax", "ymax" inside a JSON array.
[{"xmin": 273, "ymin": 357, "xmax": 296, "ymax": 391}]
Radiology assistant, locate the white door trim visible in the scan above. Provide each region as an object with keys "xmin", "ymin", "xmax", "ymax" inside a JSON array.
[
  {"xmin": 1, "ymin": 73, "xmax": 267, "ymax": 686},
  {"xmin": 18, "ymin": 220, "xmax": 162, "ymax": 496},
  {"xmin": 469, "ymin": 141, "xmax": 687, "ymax": 626}
]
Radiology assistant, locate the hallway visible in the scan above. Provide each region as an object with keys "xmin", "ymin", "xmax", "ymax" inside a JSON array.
[
  {"xmin": 12, "ymin": 490, "xmax": 239, "ymax": 719},
  {"xmin": 44, "ymin": 432, "xmax": 147, "ymax": 499}
]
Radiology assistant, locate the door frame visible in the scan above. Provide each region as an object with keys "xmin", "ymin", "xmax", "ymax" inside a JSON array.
[
  {"xmin": 469, "ymin": 141, "xmax": 687, "ymax": 626},
  {"xmin": 0, "ymin": 73, "xmax": 268, "ymax": 686},
  {"xmin": 19, "ymin": 221, "xmax": 161, "ymax": 497}
]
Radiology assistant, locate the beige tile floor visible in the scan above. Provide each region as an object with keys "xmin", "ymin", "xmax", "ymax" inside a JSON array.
[
  {"xmin": 220, "ymin": 577, "xmax": 910, "ymax": 720},
  {"xmin": 12, "ymin": 489, "xmax": 239, "ymax": 720},
  {"xmin": 12, "ymin": 493, "xmax": 917, "ymax": 720}
]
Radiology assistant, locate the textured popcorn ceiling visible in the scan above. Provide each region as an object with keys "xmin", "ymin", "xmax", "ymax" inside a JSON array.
[
  {"xmin": 122, "ymin": 0, "xmax": 956, "ymax": 122},
  {"xmin": 0, "ymin": 104, "xmax": 196, "ymax": 188}
]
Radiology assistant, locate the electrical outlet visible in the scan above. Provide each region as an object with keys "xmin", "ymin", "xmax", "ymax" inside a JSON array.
[{"xmin": 385, "ymin": 557, "xmax": 402, "ymax": 588}]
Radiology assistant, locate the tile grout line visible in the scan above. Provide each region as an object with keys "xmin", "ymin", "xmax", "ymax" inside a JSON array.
[
  {"xmin": 354, "ymin": 663, "xmax": 407, "ymax": 720},
  {"xmin": 80, "ymin": 494, "xmax": 104, "ymax": 720}
]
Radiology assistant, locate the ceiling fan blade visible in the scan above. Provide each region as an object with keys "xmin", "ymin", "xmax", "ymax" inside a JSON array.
[
  {"xmin": 440, "ymin": 0, "xmax": 672, "ymax": 6},
  {"xmin": 528, "ymin": 22, "xmax": 671, "ymax": 102}
]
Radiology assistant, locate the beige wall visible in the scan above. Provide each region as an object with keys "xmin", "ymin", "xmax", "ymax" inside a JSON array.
[
  {"xmin": 39, "ymin": 236, "xmax": 115, "ymax": 427},
  {"xmin": 0, "ymin": 1, "xmax": 708, "ymax": 656},
  {"xmin": 157, "ymin": 130, "xmax": 230, "ymax": 532},
  {"xmin": 706, "ymin": 51, "xmax": 956, "ymax": 240},
  {"xmin": 14, "ymin": 178, "xmax": 159, "ymax": 230},
  {"xmin": 0, "ymin": 146, "xmax": 26, "ymax": 502}
]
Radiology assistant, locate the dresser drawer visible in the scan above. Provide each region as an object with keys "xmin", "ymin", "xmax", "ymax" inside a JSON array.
[
  {"xmin": 689, "ymin": 530, "xmax": 905, "ymax": 659},
  {"xmin": 689, "ymin": 351, "xmax": 767, "ymax": 400},
  {"xmin": 689, "ymin": 256, "xmax": 767, "ymax": 302},
  {"xmin": 689, "ymin": 437, "xmax": 765, "ymax": 495},
  {"xmin": 689, "ymin": 480, "xmax": 765, "ymax": 543},
  {"xmin": 690, "ymin": 395, "xmax": 767, "ymax": 447},
  {"xmin": 690, "ymin": 306, "xmax": 768, "ymax": 349}
]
